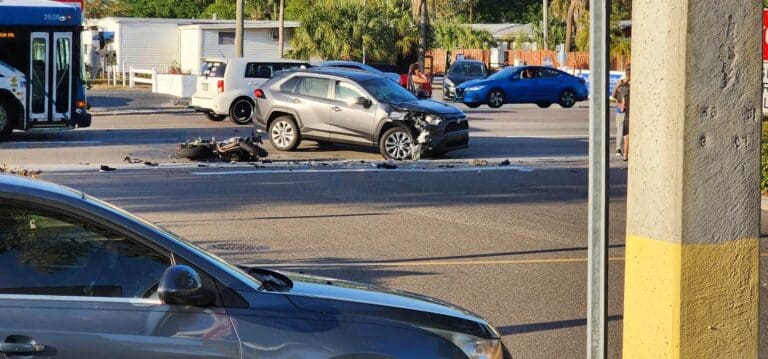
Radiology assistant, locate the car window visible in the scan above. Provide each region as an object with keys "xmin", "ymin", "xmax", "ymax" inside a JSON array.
[
  {"xmin": 0, "ymin": 205, "xmax": 170, "ymax": 298},
  {"xmin": 246, "ymin": 63, "xmax": 308, "ymax": 79},
  {"xmin": 280, "ymin": 76, "xmax": 301, "ymax": 93},
  {"xmin": 360, "ymin": 78, "xmax": 417, "ymax": 103},
  {"xmin": 540, "ymin": 69, "xmax": 560, "ymax": 78},
  {"xmin": 201, "ymin": 61, "xmax": 226, "ymax": 78},
  {"xmin": 296, "ymin": 77, "xmax": 331, "ymax": 99},
  {"xmin": 335, "ymin": 81, "xmax": 363, "ymax": 103},
  {"xmin": 451, "ymin": 63, "xmax": 485, "ymax": 76}
]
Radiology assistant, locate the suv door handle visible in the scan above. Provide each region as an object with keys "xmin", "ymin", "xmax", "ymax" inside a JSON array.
[
  {"xmin": 331, "ymin": 106, "xmax": 342, "ymax": 112},
  {"xmin": 290, "ymin": 98, "xmax": 301, "ymax": 104},
  {"xmin": 0, "ymin": 343, "xmax": 46, "ymax": 353}
]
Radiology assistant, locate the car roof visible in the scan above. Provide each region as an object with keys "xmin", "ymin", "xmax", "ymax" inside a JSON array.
[
  {"xmin": 294, "ymin": 67, "xmax": 386, "ymax": 81},
  {"xmin": 0, "ymin": 173, "xmax": 84, "ymax": 202}
]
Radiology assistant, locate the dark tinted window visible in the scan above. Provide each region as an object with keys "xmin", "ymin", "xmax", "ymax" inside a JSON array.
[
  {"xmin": 246, "ymin": 63, "xmax": 309, "ymax": 78},
  {"xmin": 540, "ymin": 68, "xmax": 561, "ymax": 78},
  {"xmin": 280, "ymin": 76, "xmax": 301, "ymax": 93},
  {"xmin": 450, "ymin": 63, "xmax": 485, "ymax": 76},
  {"xmin": 0, "ymin": 205, "xmax": 170, "ymax": 298},
  {"xmin": 201, "ymin": 61, "xmax": 226, "ymax": 78},
  {"xmin": 296, "ymin": 77, "xmax": 331, "ymax": 98}
]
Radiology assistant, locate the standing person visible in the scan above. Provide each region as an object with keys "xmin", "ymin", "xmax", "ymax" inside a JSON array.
[
  {"xmin": 616, "ymin": 69, "xmax": 631, "ymax": 161},
  {"xmin": 612, "ymin": 71, "xmax": 629, "ymax": 156},
  {"xmin": 408, "ymin": 62, "xmax": 429, "ymax": 94}
]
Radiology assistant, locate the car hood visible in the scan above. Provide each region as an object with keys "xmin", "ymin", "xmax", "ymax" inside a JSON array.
[
  {"xmin": 390, "ymin": 100, "xmax": 464, "ymax": 116},
  {"xmin": 447, "ymin": 75, "xmax": 484, "ymax": 86},
  {"xmin": 456, "ymin": 78, "xmax": 488, "ymax": 89},
  {"xmin": 280, "ymin": 271, "xmax": 498, "ymax": 339}
]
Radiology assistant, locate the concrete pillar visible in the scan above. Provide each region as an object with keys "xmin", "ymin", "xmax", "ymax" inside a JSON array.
[{"xmin": 623, "ymin": 0, "xmax": 762, "ymax": 358}]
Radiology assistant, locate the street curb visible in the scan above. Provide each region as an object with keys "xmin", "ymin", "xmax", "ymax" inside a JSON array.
[{"xmin": 90, "ymin": 108, "xmax": 193, "ymax": 116}]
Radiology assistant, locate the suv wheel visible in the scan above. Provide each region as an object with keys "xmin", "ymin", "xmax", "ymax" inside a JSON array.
[
  {"xmin": 269, "ymin": 116, "xmax": 301, "ymax": 151},
  {"xmin": 230, "ymin": 98, "xmax": 254, "ymax": 125},
  {"xmin": 380, "ymin": 127, "xmax": 414, "ymax": 160},
  {"xmin": 205, "ymin": 112, "xmax": 226, "ymax": 121}
]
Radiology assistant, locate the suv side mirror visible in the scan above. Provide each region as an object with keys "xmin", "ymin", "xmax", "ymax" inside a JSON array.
[
  {"xmin": 158, "ymin": 265, "xmax": 213, "ymax": 306},
  {"xmin": 356, "ymin": 97, "xmax": 372, "ymax": 108}
]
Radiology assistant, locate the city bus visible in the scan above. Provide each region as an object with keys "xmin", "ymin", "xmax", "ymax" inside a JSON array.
[{"xmin": 0, "ymin": 0, "xmax": 91, "ymax": 140}]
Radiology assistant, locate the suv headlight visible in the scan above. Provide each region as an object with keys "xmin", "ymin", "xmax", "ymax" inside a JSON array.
[
  {"xmin": 425, "ymin": 114, "xmax": 442, "ymax": 126},
  {"xmin": 466, "ymin": 85, "xmax": 486, "ymax": 92}
]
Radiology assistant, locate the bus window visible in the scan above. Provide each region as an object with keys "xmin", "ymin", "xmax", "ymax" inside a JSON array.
[
  {"xmin": 31, "ymin": 37, "xmax": 47, "ymax": 115},
  {"xmin": 55, "ymin": 36, "xmax": 71, "ymax": 114}
]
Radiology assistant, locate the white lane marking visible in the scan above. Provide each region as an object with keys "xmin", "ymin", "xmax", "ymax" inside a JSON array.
[
  {"xmin": 5, "ymin": 140, "xmax": 102, "ymax": 145},
  {"xmin": 505, "ymin": 135, "xmax": 586, "ymax": 139},
  {"xmin": 193, "ymin": 166, "xmax": 534, "ymax": 176}
]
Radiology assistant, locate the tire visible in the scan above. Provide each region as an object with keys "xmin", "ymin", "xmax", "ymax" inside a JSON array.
[
  {"xmin": 176, "ymin": 144, "xmax": 213, "ymax": 160},
  {"xmin": 269, "ymin": 116, "xmax": 301, "ymax": 151},
  {"xmin": 229, "ymin": 97, "xmax": 254, "ymax": 125},
  {"xmin": 379, "ymin": 127, "xmax": 415, "ymax": 161},
  {"xmin": 559, "ymin": 89, "xmax": 576, "ymax": 108},
  {"xmin": 487, "ymin": 89, "xmax": 504, "ymax": 108},
  {"xmin": 465, "ymin": 103, "xmax": 481, "ymax": 109},
  {"xmin": 0, "ymin": 99, "xmax": 14, "ymax": 141},
  {"xmin": 205, "ymin": 112, "xmax": 226, "ymax": 122},
  {"xmin": 536, "ymin": 102, "xmax": 552, "ymax": 108}
]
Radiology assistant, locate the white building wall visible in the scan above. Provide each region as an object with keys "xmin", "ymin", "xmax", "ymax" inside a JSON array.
[
  {"xmin": 201, "ymin": 29, "xmax": 291, "ymax": 62},
  {"xmin": 178, "ymin": 28, "xmax": 202, "ymax": 74},
  {"xmin": 119, "ymin": 22, "xmax": 179, "ymax": 72}
]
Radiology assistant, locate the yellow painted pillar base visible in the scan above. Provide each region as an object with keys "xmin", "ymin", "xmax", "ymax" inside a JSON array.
[{"xmin": 623, "ymin": 236, "xmax": 759, "ymax": 358}]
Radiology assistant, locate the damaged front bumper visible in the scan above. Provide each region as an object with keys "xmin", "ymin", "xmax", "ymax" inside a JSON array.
[{"xmin": 410, "ymin": 115, "xmax": 469, "ymax": 157}]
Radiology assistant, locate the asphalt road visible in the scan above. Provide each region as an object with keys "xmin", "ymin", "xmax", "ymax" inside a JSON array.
[{"xmin": 3, "ymin": 100, "xmax": 767, "ymax": 358}]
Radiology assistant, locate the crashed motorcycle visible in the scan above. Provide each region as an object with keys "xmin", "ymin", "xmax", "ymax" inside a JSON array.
[{"xmin": 177, "ymin": 133, "xmax": 269, "ymax": 162}]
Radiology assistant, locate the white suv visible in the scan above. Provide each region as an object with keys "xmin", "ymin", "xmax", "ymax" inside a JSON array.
[{"xmin": 190, "ymin": 58, "xmax": 310, "ymax": 125}]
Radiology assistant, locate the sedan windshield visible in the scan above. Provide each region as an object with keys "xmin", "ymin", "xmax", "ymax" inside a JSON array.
[{"xmin": 360, "ymin": 78, "xmax": 417, "ymax": 103}]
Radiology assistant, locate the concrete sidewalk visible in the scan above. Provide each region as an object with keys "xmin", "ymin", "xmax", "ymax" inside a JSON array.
[{"xmin": 88, "ymin": 88, "xmax": 191, "ymax": 116}]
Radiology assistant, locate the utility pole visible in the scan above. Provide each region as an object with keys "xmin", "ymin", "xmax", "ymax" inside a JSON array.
[
  {"xmin": 542, "ymin": 0, "xmax": 548, "ymax": 50},
  {"xmin": 235, "ymin": 0, "xmax": 244, "ymax": 57},
  {"xmin": 622, "ymin": 0, "xmax": 761, "ymax": 357},
  {"xmin": 278, "ymin": 0, "xmax": 285, "ymax": 58},
  {"xmin": 418, "ymin": 0, "xmax": 428, "ymax": 71},
  {"xmin": 585, "ymin": 0, "xmax": 608, "ymax": 357}
]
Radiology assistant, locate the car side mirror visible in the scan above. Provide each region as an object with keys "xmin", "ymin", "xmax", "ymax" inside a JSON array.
[
  {"xmin": 356, "ymin": 97, "xmax": 372, "ymax": 108},
  {"xmin": 158, "ymin": 265, "xmax": 213, "ymax": 306}
]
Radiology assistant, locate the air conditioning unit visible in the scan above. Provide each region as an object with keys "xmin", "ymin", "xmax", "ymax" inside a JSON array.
[{"xmin": 269, "ymin": 31, "xmax": 278, "ymax": 41}]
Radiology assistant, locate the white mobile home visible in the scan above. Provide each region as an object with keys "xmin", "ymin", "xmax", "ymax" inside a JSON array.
[{"xmin": 84, "ymin": 17, "xmax": 298, "ymax": 76}]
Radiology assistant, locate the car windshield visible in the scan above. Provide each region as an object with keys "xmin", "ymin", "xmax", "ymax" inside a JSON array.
[
  {"xmin": 487, "ymin": 67, "xmax": 515, "ymax": 80},
  {"xmin": 201, "ymin": 61, "xmax": 226, "ymax": 77},
  {"xmin": 451, "ymin": 63, "xmax": 485, "ymax": 76},
  {"xmin": 360, "ymin": 78, "xmax": 417, "ymax": 103}
]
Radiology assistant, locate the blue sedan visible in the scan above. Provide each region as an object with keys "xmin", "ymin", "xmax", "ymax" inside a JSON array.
[{"xmin": 456, "ymin": 66, "xmax": 589, "ymax": 109}]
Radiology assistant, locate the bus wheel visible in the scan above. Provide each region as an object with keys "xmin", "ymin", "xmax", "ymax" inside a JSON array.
[{"xmin": 0, "ymin": 99, "xmax": 15, "ymax": 141}]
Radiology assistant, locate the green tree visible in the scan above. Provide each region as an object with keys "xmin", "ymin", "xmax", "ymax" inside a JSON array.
[
  {"xmin": 85, "ymin": 0, "xmax": 129, "ymax": 18},
  {"xmin": 123, "ymin": 0, "xmax": 213, "ymax": 18}
]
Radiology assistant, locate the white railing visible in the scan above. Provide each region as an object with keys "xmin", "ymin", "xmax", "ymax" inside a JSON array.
[{"xmin": 129, "ymin": 67, "xmax": 157, "ymax": 91}]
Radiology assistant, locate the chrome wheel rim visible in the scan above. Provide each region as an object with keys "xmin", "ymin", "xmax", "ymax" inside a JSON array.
[
  {"xmin": 562, "ymin": 91, "xmax": 575, "ymax": 107},
  {"xmin": 489, "ymin": 91, "xmax": 503, "ymax": 107},
  {"xmin": 384, "ymin": 131, "xmax": 413, "ymax": 160},
  {"xmin": 271, "ymin": 121, "xmax": 294, "ymax": 148},
  {"xmin": 233, "ymin": 100, "xmax": 253, "ymax": 122}
]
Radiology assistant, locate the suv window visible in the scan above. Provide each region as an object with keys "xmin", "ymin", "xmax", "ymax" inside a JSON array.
[
  {"xmin": 450, "ymin": 63, "xmax": 485, "ymax": 76},
  {"xmin": 201, "ymin": 61, "xmax": 226, "ymax": 78},
  {"xmin": 280, "ymin": 76, "xmax": 301, "ymax": 93},
  {"xmin": 296, "ymin": 77, "xmax": 331, "ymax": 98},
  {"xmin": 334, "ymin": 81, "xmax": 363, "ymax": 103},
  {"xmin": 0, "ymin": 205, "xmax": 170, "ymax": 298},
  {"xmin": 246, "ymin": 63, "xmax": 308, "ymax": 79}
]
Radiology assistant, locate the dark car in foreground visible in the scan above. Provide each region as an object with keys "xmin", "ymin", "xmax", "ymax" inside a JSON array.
[
  {"xmin": 443, "ymin": 60, "xmax": 489, "ymax": 101},
  {"xmin": 456, "ymin": 66, "xmax": 588, "ymax": 109},
  {"xmin": 253, "ymin": 67, "xmax": 469, "ymax": 160},
  {"xmin": 0, "ymin": 174, "xmax": 510, "ymax": 358}
]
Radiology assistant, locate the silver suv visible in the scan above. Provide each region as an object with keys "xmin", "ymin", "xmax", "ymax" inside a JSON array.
[{"xmin": 253, "ymin": 67, "xmax": 469, "ymax": 160}]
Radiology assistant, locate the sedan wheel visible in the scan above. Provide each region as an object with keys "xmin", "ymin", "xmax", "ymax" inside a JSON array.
[
  {"xmin": 487, "ymin": 89, "xmax": 504, "ymax": 109},
  {"xmin": 380, "ymin": 127, "xmax": 414, "ymax": 161},
  {"xmin": 559, "ymin": 90, "xmax": 576, "ymax": 108},
  {"xmin": 269, "ymin": 116, "xmax": 301, "ymax": 151},
  {"xmin": 230, "ymin": 98, "xmax": 254, "ymax": 125}
]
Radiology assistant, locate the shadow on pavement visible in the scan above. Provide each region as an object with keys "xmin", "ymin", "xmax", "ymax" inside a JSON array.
[{"xmin": 497, "ymin": 315, "xmax": 623, "ymax": 336}]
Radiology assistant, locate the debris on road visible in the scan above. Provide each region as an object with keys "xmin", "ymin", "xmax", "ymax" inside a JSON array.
[
  {"xmin": 99, "ymin": 165, "xmax": 117, "ymax": 172},
  {"xmin": 373, "ymin": 162, "xmax": 399, "ymax": 169},
  {"xmin": 176, "ymin": 134, "xmax": 268, "ymax": 162},
  {"xmin": 144, "ymin": 161, "xmax": 159, "ymax": 167},
  {"xmin": 123, "ymin": 156, "xmax": 142, "ymax": 164},
  {"xmin": 499, "ymin": 159, "xmax": 511, "ymax": 166},
  {"xmin": 470, "ymin": 159, "xmax": 489, "ymax": 166},
  {"xmin": 0, "ymin": 164, "xmax": 41, "ymax": 178}
]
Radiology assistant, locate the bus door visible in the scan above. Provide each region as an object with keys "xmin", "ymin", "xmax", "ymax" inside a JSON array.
[{"xmin": 29, "ymin": 31, "xmax": 73, "ymax": 124}]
